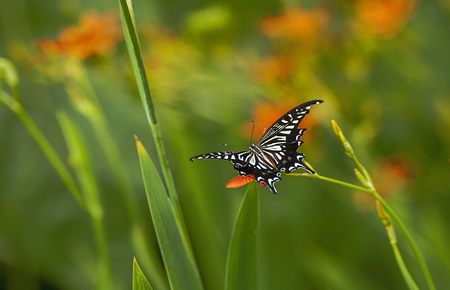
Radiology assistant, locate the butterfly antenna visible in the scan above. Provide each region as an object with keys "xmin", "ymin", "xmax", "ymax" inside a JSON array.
[
  {"xmin": 249, "ymin": 120, "xmax": 255, "ymax": 146},
  {"xmin": 224, "ymin": 143, "xmax": 245, "ymax": 148}
]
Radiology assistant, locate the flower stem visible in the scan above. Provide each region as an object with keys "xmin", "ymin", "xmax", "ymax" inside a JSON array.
[
  {"xmin": 328, "ymin": 120, "xmax": 435, "ymax": 290},
  {"xmin": 376, "ymin": 202, "xmax": 419, "ymax": 290},
  {"xmin": 290, "ymin": 172, "xmax": 435, "ymax": 290},
  {"xmin": 64, "ymin": 61, "xmax": 168, "ymax": 289},
  {"xmin": 0, "ymin": 92, "xmax": 84, "ymax": 206},
  {"xmin": 290, "ymin": 173, "xmax": 370, "ymax": 193},
  {"xmin": 369, "ymin": 188, "xmax": 435, "ymax": 290}
]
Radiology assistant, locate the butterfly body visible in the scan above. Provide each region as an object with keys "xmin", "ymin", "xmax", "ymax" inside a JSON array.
[{"xmin": 191, "ymin": 100, "xmax": 323, "ymax": 193}]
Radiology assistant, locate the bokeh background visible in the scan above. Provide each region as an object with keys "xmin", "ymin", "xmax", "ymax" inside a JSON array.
[{"xmin": 0, "ymin": 0, "xmax": 449, "ymax": 289}]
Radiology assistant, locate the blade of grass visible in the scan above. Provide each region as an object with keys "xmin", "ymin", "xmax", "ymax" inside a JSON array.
[
  {"xmin": 57, "ymin": 112, "xmax": 112, "ymax": 290},
  {"xmin": 119, "ymin": 2, "xmax": 198, "ymax": 286},
  {"xmin": 225, "ymin": 183, "xmax": 260, "ymax": 290},
  {"xmin": 168, "ymin": 118, "xmax": 228, "ymax": 290},
  {"xmin": 63, "ymin": 60, "xmax": 168, "ymax": 290},
  {"xmin": 135, "ymin": 137, "xmax": 204, "ymax": 290},
  {"xmin": 0, "ymin": 58, "xmax": 83, "ymax": 206},
  {"xmin": 133, "ymin": 258, "xmax": 154, "ymax": 290},
  {"xmin": 119, "ymin": 0, "xmax": 179, "ymax": 204},
  {"xmin": 0, "ymin": 57, "xmax": 20, "ymax": 101}
]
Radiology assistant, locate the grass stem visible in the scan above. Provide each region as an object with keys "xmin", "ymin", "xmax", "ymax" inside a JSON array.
[{"xmin": 0, "ymin": 92, "xmax": 84, "ymax": 206}]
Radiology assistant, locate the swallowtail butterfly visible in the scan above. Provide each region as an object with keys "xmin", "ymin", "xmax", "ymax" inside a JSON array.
[{"xmin": 190, "ymin": 100, "xmax": 323, "ymax": 193}]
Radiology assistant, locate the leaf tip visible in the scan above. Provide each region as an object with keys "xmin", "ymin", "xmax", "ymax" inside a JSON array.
[{"xmin": 135, "ymin": 135, "xmax": 145, "ymax": 153}]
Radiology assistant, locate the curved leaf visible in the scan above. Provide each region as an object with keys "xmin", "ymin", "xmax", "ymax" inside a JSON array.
[
  {"xmin": 133, "ymin": 258, "xmax": 154, "ymax": 290},
  {"xmin": 225, "ymin": 183, "xmax": 260, "ymax": 290},
  {"xmin": 135, "ymin": 138, "xmax": 204, "ymax": 290}
]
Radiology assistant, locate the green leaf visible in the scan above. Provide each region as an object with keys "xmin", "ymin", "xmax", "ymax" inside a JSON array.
[
  {"xmin": 0, "ymin": 57, "xmax": 19, "ymax": 89},
  {"xmin": 225, "ymin": 183, "xmax": 260, "ymax": 290},
  {"xmin": 119, "ymin": 0, "xmax": 180, "ymax": 207},
  {"xmin": 0, "ymin": 57, "xmax": 20, "ymax": 107},
  {"xmin": 119, "ymin": 0, "xmax": 156, "ymax": 125},
  {"xmin": 133, "ymin": 258, "xmax": 154, "ymax": 290},
  {"xmin": 57, "ymin": 112, "xmax": 102, "ymax": 218},
  {"xmin": 57, "ymin": 112, "xmax": 112, "ymax": 290},
  {"xmin": 135, "ymin": 138, "xmax": 204, "ymax": 290}
]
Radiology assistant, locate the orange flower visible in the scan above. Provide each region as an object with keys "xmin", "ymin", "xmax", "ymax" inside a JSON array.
[
  {"xmin": 252, "ymin": 55, "xmax": 292, "ymax": 84},
  {"xmin": 373, "ymin": 157, "xmax": 414, "ymax": 196},
  {"xmin": 37, "ymin": 11, "xmax": 122, "ymax": 60},
  {"xmin": 243, "ymin": 100, "xmax": 320, "ymax": 141},
  {"xmin": 226, "ymin": 175, "xmax": 256, "ymax": 188},
  {"xmin": 354, "ymin": 157, "xmax": 414, "ymax": 210},
  {"xmin": 260, "ymin": 7, "xmax": 329, "ymax": 41},
  {"xmin": 354, "ymin": 0, "xmax": 417, "ymax": 37},
  {"xmin": 226, "ymin": 175, "xmax": 267, "ymax": 189}
]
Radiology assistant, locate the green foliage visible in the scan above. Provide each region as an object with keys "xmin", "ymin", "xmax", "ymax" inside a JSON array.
[
  {"xmin": 0, "ymin": 0, "xmax": 449, "ymax": 289},
  {"xmin": 225, "ymin": 183, "xmax": 260, "ymax": 290},
  {"xmin": 132, "ymin": 258, "xmax": 154, "ymax": 290},
  {"xmin": 135, "ymin": 138, "xmax": 203, "ymax": 290},
  {"xmin": 0, "ymin": 57, "xmax": 18, "ymax": 89},
  {"xmin": 57, "ymin": 111, "xmax": 112, "ymax": 290}
]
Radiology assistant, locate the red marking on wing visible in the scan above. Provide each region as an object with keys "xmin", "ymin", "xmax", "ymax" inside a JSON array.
[{"xmin": 226, "ymin": 175, "xmax": 255, "ymax": 188}]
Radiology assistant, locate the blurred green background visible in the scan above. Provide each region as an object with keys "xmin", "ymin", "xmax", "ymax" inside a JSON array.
[{"xmin": 0, "ymin": 0, "xmax": 449, "ymax": 289}]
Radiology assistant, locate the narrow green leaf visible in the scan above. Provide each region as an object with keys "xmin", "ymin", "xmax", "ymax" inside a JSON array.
[
  {"xmin": 0, "ymin": 57, "xmax": 19, "ymax": 89},
  {"xmin": 225, "ymin": 183, "xmax": 260, "ymax": 290},
  {"xmin": 57, "ymin": 112, "xmax": 112, "ymax": 290},
  {"xmin": 119, "ymin": 0, "xmax": 156, "ymax": 124},
  {"xmin": 119, "ymin": 0, "xmax": 181, "ymax": 208},
  {"xmin": 135, "ymin": 138, "xmax": 204, "ymax": 290},
  {"xmin": 133, "ymin": 258, "xmax": 154, "ymax": 290},
  {"xmin": 57, "ymin": 112, "xmax": 102, "ymax": 219}
]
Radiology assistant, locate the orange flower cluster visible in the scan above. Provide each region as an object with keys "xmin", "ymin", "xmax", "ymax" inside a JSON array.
[
  {"xmin": 260, "ymin": 7, "xmax": 329, "ymax": 41},
  {"xmin": 252, "ymin": 55, "xmax": 292, "ymax": 84},
  {"xmin": 37, "ymin": 11, "xmax": 122, "ymax": 60},
  {"xmin": 373, "ymin": 157, "xmax": 414, "ymax": 196},
  {"xmin": 354, "ymin": 157, "xmax": 414, "ymax": 209},
  {"xmin": 243, "ymin": 100, "xmax": 319, "ymax": 141},
  {"xmin": 354, "ymin": 0, "xmax": 417, "ymax": 37}
]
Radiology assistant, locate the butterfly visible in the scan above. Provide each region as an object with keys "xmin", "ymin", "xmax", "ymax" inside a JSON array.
[{"xmin": 190, "ymin": 100, "xmax": 323, "ymax": 194}]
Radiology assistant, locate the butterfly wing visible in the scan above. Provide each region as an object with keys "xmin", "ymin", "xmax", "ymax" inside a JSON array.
[
  {"xmin": 258, "ymin": 100, "xmax": 322, "ymax": 174},
  {"xmin": 231, "ymin": 153, "xmax": 281, "ymax": 193},
  {"xmin": 190, "ymin": 100, "xmax": 322, "ymax": 194},
  {"xmin": 191, "ymin": 150, "xmax": 256, "ymax": 175},
  {"xmin": 190, "ymin": 151, "xmax": 236, "ymax": 161},
  {"xmin": 258, "ymin": 100, "xmax": 322, "ymax": 146},
  {"xmin": 191, "ymin": 150, "xmax": 281, "ymax": 193}
]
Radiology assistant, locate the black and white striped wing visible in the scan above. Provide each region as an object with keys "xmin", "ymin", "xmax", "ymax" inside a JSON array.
[
  {"xmin": 257, "ymin": 100, "xmax": 323, "ymax": 173},
  {"xmin": 190, "ymin": 150, "xmax": 236, "ymax": 161},
  {"xmin": 258, "ymin": 100, "xmax": 322, "ymax": 147},
  {"xmin": 190, "ymin": 100, "xmax": 322, "ymax": 194},
  {"xmin": 191, "ymin": 150, "xmax": 282, "ymax": 193},
  {"xmin": 252, "ymin": 155, "xmax": 281, "ymax": 193},
  {"xmin": 191, "ymin": 150, "xmax": 255, "ymax": 172}
]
